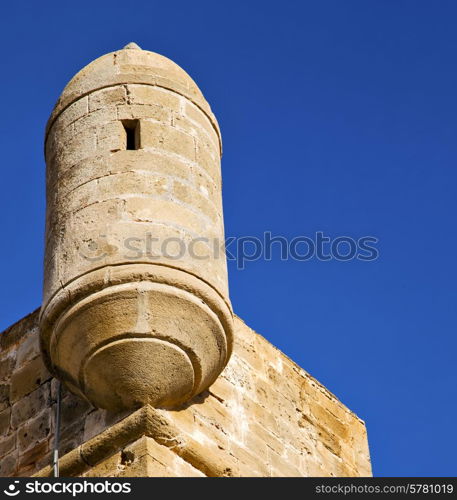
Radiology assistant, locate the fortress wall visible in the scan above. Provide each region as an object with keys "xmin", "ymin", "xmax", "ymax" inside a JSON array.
[{"xmin": 0, "ymin": 311, "xmax": 371, "ymax": 477}]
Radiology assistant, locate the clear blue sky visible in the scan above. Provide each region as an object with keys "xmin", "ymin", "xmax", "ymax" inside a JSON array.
[{"xmin": 1, "ymin": 0, "xmax": 456, "ymax": 477}]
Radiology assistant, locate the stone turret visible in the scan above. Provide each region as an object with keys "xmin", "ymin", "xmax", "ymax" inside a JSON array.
[{"xmin": 40, "ymin": 43, "xmax": 233, "ymax": 411}]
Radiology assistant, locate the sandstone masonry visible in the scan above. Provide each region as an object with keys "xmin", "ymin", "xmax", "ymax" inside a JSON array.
[{"xmin": 0, "ymin": 311, "xmax": 371, "ymax": 477}]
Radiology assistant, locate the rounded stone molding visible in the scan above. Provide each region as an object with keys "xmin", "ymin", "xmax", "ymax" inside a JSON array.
[{"xmin": 45, "ymin": 43, "xmax": 221, "ymax": 152}]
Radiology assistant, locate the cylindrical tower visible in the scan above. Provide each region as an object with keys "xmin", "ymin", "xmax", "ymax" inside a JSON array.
[{"xmin": 40, "ymin": 43, "xmax": 233, "ymax": 411}]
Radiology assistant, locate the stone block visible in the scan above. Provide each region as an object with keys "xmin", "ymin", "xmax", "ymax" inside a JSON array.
[
  {"xmin": 55, "ymin": 96, "xmax": 88, "ymax": 128},
  {"xmin": 0, "ymin": 356, "xmax": 15, "ymax": 382},
  {"xmin": 184, "ymin": 101, "xmax": 220, "ymax": 150},
  {"xmin": 16, "ymin": 333, "xmax": 41, "ymax": 368},
  {"xmin": 123, "ymin": 197, "xmax": 206, "ymax": 234},
  {"xmin": 17, "ymin": 411, "xmax": 52, "ymax": 454},
  {"xmin": 10, "ymin": 357, "xmax": 51, "ymax": 403},
  {"xmin": 0, "ymin": 384, "xmax": 10, "ymax": 412},
  {"xmin": 0, "ymin": 433, "xmax": 16, "ymax": 459},
  {"xmin": 89, "ymin": 86, "xmax": 127, "ymax": 112},
  {"xmin": 18, "ymin": 440, "xmax": 49, "ymax": 470},
  {"xmin": 117, "ymin": 103, "xmax": 170, "ymax": 124},
  {"xmin": 0, "ymin": 450, "xmax": 17, "ymax": 476},
  {"xmin": 11, "ymin": 383, "xmax": 51, "ymax": 430},
  {"xmin": 140, "ymin": 121, "xmax": 196, "ymax": 160},
  {"xmin": 0, "ymin": 407, "xmax": 11, "ymax": 436},
  {"xmin": 127, "ymin": 85, "xmax": 181, "ymax": 112}
]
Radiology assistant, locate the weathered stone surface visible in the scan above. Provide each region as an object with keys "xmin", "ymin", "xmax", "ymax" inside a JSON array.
[
  {"xmin": 83, "ymin": 437, "xmax": 204, "ymax": 477},
  {"xmin": 40, "ymin": 44, "xmax": 233, "ymax": 412},
  {"xmin": 0, "ymin": 384, "xmax": 10, "ymax": 412},
  {"xmin": 0, "ymin": 433, "xmax": 16, "ymax": 459},
  {"xmin": 17, "ymin": 411, "xmax": 51, "ymax": 453},
  {"xmin": 60, "ymin": 394, "xmax": 92, "ymax": 431},
  {"xmin": 0, "ymin": 356, "xmax": 15, "ymax": 382},
  {"xmin": 0, "ymin": 309, "xmax": 39, "ymax": 352},
  {"xmin": 59, "ymin": 419, "xmax": 85, "ymax": 458},
  {"xmin": 18, "ymin": 440, "xmax": 49, "ymax": 471},
  {"xmin": 16, "ymin": 332, "xmax": 41, "ymax": 368},
  {"xmin": 0, "ymin": 311, "xmax": 371, "ymax": 477},
  {"xmin": 0, "ymin": 451, "xmax": 17, "ymax": 476},
  {"xmin": 0, "ymin": 407, "xmax": 11, "ymax": 436},
  {"xmin": 10, "ymin": 356, "xmax": 51, "ymax": 403},
  {"xmin": 11, "ymin": 384, "xmax": 51, "ymax": 429}
]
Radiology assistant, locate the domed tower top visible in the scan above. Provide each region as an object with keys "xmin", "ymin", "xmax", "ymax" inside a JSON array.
[{"xmin": 46, "ymin": 42, "xmax": 221, "ymax": 151}]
